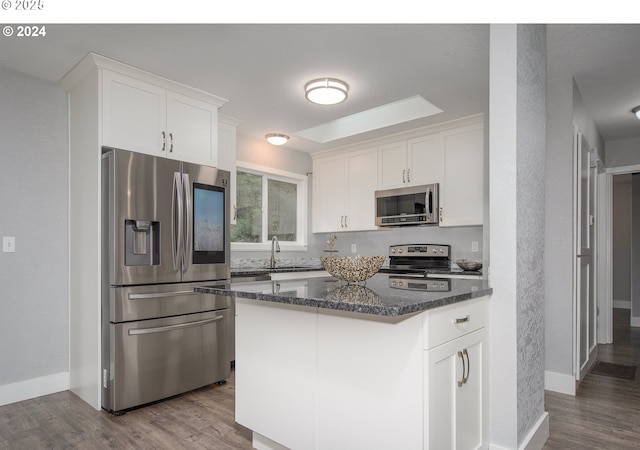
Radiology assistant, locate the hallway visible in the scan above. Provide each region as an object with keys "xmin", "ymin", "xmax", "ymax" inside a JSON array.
[{"xmin": 544, "ymin": 308, "xmax": 640, "ymax": 449}]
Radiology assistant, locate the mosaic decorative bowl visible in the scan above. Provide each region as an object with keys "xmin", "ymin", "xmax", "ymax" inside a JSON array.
[
  {"xmin": 456, "ymin": 259, "xmax": 483, "ymax": 271},
  {"xmin": 321, "ymin": 255, "xmax": 386, "ymax": 283},
  {"xmin": 325, "ymin": 285, "xmax": 382, "ymax": 305}
]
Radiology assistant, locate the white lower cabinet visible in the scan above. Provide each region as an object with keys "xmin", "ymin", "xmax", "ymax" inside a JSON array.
[
  {"xmin": 235, "ymin": 299, "xmax": 317, "ymax": 450},
  {"xmin": 235, "ymin": 296, "xmax": 489, "ymax": 450},
  {"xmin": 425, "ymin": 329, "xmax": 487, "ymax": 450},
  {"xmin": 423, "ymin": 297, "xmax": 488, "ymax": 450}
]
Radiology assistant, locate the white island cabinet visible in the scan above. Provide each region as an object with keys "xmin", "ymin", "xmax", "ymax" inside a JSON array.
[{"xmin": 235, "ymin": 295, "xmax": 489, "ymax": 450}]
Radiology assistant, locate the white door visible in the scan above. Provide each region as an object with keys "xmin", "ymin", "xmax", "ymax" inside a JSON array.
[{"xmin": 575, "ymin": 129, "xmax": 597, "ymax": 380}]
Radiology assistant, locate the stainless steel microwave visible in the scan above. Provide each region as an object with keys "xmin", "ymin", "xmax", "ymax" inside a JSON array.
[{"xmin": 375, "ymin": 184, "xmax": 439, "ymax": 227}]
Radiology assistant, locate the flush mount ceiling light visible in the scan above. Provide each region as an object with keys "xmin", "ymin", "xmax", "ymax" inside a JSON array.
[
  {"xmin": 265, "ymin": 133, "xmax": 289, "ymax": 146},
  {"xmin": 633, "ymin": 106, "xmax": 640, "ymax": 120},
  {"xmin": 304, "ymin": 78, "xmax": 348, "ymax": 105}
]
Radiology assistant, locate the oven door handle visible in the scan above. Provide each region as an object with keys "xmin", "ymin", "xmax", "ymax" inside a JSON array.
[{"xmin": 128, "ymin": 315, "xmax": 225, "ymax": 335}]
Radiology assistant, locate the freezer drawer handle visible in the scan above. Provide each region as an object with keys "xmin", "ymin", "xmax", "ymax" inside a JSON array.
[
  {"xmin": 128, "ymin": 315, "xmax": 225, "ymax": 335},
  {"xmin": 128, "ymin": 290, "xmax": 198, "ymax": 300}
]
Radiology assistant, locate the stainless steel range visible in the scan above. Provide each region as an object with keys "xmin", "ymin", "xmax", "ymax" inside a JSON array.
[
  {"xmin": 386, "ymin": 244, "xmax": 451, "ymax": 272},
  {"xmin": 383, "ymin": 244, "xmax": 452, "ymax": 291}
]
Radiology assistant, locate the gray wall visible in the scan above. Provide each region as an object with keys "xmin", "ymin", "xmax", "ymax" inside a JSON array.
[
  {"xmin": 633, "ymin": 174, "xmax": 640, "ymax": 322},
  {"xmin": 544, "ymin": 76, "xmax": 574, "ymax": 377},
  {"xmin": 605, "ymin": 136, "xmax": 640, "ymax": 168},
  {"xmin": 515, "ymin": 24, "xmax": 547, "ymax": 443},
  {"xmin": 613, "ymin": 175, "xmax": 631, "ymax": 306},
  {"xmin": 0, "ymin": 67, "xmax": 69, "ymax": 387},
  {"xmin": 545, "ymin": 75, "xmax": 604, "ymax": 381}
]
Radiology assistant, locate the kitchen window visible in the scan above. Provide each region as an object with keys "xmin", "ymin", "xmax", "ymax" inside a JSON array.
[{"xmin": 231, "ymin": 162, "xmax": 307, "ymax": 251}]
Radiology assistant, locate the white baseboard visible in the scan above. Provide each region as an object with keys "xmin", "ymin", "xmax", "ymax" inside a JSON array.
[
  {"xmin": 544, "ymin": 370, "xmax": 575, "ymax": 395},
  {"xmin": 613, "ymin": 299, "xmax": 631, "ymax": 309},
  {"xmin": 520, "ymin": 412, "xmax": 550, "ymax": 450},
  {"xmin": 0, "ymin": 372, "xmax": 69, "ymax": 407},
  {"xmin": 488, "ymin": 412, "xmax": 550, "ymax": 450}
]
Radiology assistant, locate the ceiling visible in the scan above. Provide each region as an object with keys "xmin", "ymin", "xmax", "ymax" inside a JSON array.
[{"xmin": 2, "ymin": 24, "xmax": 639, "ymax": 154}]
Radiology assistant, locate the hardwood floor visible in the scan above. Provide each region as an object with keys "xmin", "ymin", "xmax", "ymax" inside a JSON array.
[
  {"xmin": 544, "ymin": 308, "xmax": 640, "ymax": 449},
  {"xmin": 0, "ymin": 371, "xmax": 253, "ymax": 450},
  {"xmin": 2, "ymin": 309, "xmax": 639, "ymax": 449}
]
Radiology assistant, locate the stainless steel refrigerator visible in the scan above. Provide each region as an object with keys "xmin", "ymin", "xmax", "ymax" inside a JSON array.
[{"xmin": 101, "ymin": 148, "xmax": 231, "ymax": 414}]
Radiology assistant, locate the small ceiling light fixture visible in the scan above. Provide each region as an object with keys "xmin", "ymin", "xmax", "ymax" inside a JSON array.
[
  {"xmin": 265, "ymin": 133, "xmax": 289, "ymax": 146},
  {"xmin": 633, "ymin": 106, "xmax": 640, "ymax": 120},
  {"xmin": 305, "ymin": 78, "xmax": 349, "ymax": 105}
]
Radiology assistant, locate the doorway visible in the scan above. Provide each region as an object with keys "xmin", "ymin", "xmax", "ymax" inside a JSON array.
[{"xmin": 599, "ymin": 164, "xmax": 640, "ymax": 345}]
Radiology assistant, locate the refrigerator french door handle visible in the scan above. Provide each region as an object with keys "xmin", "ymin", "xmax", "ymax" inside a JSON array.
[
  {"xmin": 128, "ymin": 314, "xmax": 225, "ymax": 335},
  {"xmin": 128, "ymin": 290, "xmax": 197, "ymax": 300},
  {"xmin": 172, "ymin": 172, "xmax": 184, "ymax": 271},
  {"xmin": 182, "ymin": 173, "xmax": 192, "ymax": 271}
]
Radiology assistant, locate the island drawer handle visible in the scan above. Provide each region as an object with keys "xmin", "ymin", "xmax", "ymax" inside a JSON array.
[{"xmin": 453, "ymin": 315, "xmax": 470, "ymax": 324}]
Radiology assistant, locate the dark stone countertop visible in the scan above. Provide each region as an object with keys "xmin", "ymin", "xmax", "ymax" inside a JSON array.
[
  {"xmin": 231, "ymin": 266, "xmax": 325, "ymax": 278},
  {"xmin": 196, "ymin": 273, "xmax": 492, "ymax": 318}
]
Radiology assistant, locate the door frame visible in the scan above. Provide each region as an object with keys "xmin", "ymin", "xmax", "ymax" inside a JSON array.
[
  {"xmin": 573, "ymin": 127, "xmax": 599, "ymax": 381},
  {"xmin": 599, "ymin": 163, "xmax": 640, "ymax": 344}
]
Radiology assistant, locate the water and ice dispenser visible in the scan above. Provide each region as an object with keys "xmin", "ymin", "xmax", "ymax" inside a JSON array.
[{"xmin": 124, "ymin": 220, "xmax": 160, "ymax": 266}]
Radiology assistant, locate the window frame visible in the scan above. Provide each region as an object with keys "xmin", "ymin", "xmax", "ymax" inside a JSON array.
[{"xmin": 231, "ymin": 161, "xmax": 308, "ymax": 252}]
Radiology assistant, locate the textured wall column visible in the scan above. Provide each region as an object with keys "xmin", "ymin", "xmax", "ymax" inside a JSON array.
[{"xmin": 489, "ymin": 24, "xmax": 548, "ymax": 449}]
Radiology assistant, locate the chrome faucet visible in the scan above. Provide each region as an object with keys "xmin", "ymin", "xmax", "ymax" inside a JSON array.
[{"xmin": 270, "ymin": 235, "xmax": 280, "ymax": 269}]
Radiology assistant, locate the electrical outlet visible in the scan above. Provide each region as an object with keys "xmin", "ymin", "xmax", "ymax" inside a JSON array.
[
  {"xmin": 351, "ymin": 244, "xmax": 357, "ymax": 254},
  {"xmin": 3, "ymin": 236, "xmax": 15, "ymax": 253},
  {"xmin": 471, "ymin": 241, "xmax": 479, "ymax": 252}
]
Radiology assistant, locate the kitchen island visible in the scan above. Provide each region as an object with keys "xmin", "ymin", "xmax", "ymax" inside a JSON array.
[{"xmin": 196, "ymin": 274, "xmax": 492, "ymax": 450}]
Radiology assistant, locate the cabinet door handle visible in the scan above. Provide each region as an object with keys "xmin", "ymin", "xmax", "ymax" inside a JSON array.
[
  {"xmin": 344, "ymin": 215, "xmax": 348, "ymax": 228},
  {"xmin": 402, "ymin": 169, "xmax": 406, "ymax": 183},
  {"xmin": 457, "ymin": 350, "xmax": 466, "ymax": 387},
  {"xmin": 169, "ymin": 132, "xmax": 174, "ymax": 152},
  {"xmin": 407, "ymin": 168, "xmax": 411, "ymax": 183},
  {"xmin": 340, "ymin": 215, "xmax": 344, "ymax": 228},
  {"xmin": 233, "ymin": 204, "xmax": 237, "ymax": 221},
  {"xmin": 453, "ymin": 315, "xmax": 470, "ymax": 324},
  {"xmin": 439, "ymin": 206, "xmax": 443, "ymax": 222},
  {"xmin": 463, "ymin": 348, "xmax": 470, "ymax": 385},
  {"xmin": 161, "ymin": 131, "xmax": 166, "ymax": 152}
]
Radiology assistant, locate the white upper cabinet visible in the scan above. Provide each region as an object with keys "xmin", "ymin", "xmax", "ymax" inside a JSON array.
[
  {"xmin": 165, "ymin": 91, "xmax": 218, "ymax": 166},
  {"xmin": 378, "ymin": 133, "xmax": 443, "ymax": 189},
  {"xmin": 439, "ymin": 123, "xmax": 484, "ymax": 227},
  {"xmin": 102, "ymin": 71, "xmax": 220, "ymax": 166},
  {"xmin": 312, "ymin": 116, "xmax": 484, "ymax": 232},
  {"xmin": 378, "ymin": 141, "xmax": 408, "ymax": 189},
  {"xmin": 407, "ymin": 133, "xmax": 444, "ymax": 187},
  {"xmin": 102, "ymin": 71, "xmax": 167, "ymax": 157},
  {"xmin": 312, "ymin": 147, "xmax": 378, "ymax": 233},
  {"xmin": 63, "ymin": 53, "xmax": 227, "ymax": 167}
]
